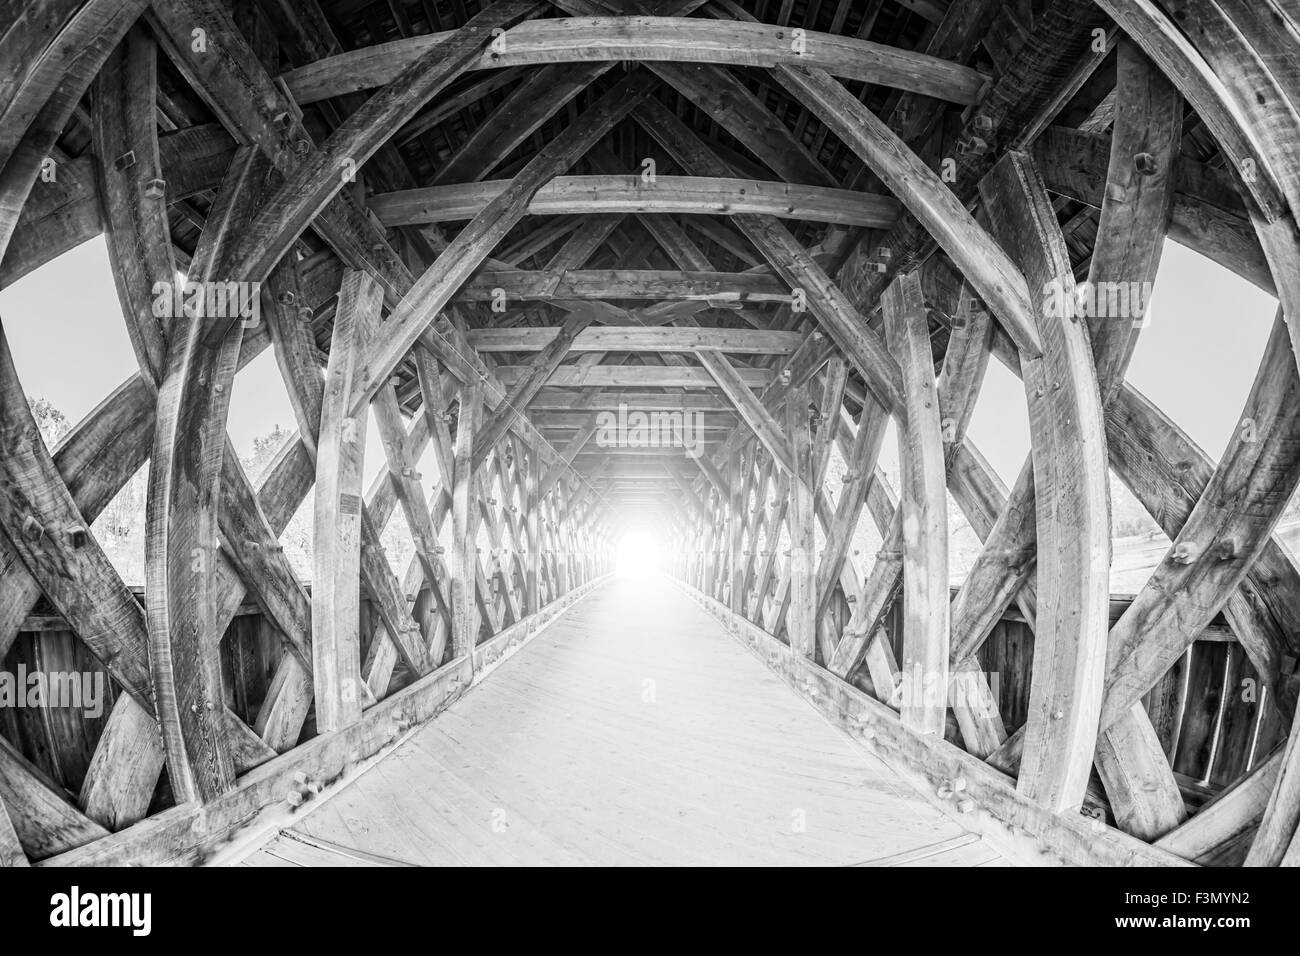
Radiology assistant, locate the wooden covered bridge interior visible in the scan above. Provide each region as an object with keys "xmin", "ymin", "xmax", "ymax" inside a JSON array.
[{"xmin": 2, "ymin": 0, "xmax": 1300, "ymax": 868}]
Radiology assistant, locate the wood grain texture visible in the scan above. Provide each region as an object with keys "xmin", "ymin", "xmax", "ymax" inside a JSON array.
[
  {"xmin": 783, "ymin": 384, "xmax": 816, "ymax": 659},
  {"xmin": 280, "ymin": 16, "xmax": 986, "ymax": 106},
  {"xmin": 372, "ymin": 175, "xmax": 899, "ymax": 227},
  {"xmin": 980, "ymin": 151, "xmax": 1110, "ymax": 813},
  {"xmin": 238, "ymin": 578, "xmax": 998, "ymax": 866},
  {"xmin": 677, "ymin": 580, "xmax": 1190, "ymax": 867},
  {"xmin": 312, "ymin": 271, "xmax": 381, "ymax": 731},
  {"xmin": 351, "ymin": 70, "xmax": 656, "ymax": 413},
  {"xmin": 775, "ymin": 65, "xmax": 1041, "ymax": 358},
  {"xmin": 882, "ymin": 272, "xmax": 949, "ymax": 737}
]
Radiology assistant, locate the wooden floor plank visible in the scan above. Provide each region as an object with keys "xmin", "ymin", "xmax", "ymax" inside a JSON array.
[{"xmin": 233, "ymin": 579, "xmax": 1007, "ymax": 866}]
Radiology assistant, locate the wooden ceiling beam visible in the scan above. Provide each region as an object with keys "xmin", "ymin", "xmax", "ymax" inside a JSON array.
[
  {"xmin": 468, "ymin": 326, "xmax": 803, "ymax": 353},
  {"xmin": 528, "ymin": 390, "xmax": 731, "ymax": 410},
  {"xmin": 456, "ymin": 268, "xmax": 789, "ymax": 302},
  {"xmin": 371, "ymin": 175, "xmax": 900, "ymax": 227},
  {"xmin": 495, "ymin": 364, "xmax": 772, "ymax": 388},
  {"xmin": 280, "ymin": 16, "xmax": 987, "ymax": 106}
]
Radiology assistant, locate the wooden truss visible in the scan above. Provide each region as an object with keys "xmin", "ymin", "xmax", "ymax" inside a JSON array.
[{"xmin": 1, "ymin": 0, "xmax": 1300, "ymax": 868}]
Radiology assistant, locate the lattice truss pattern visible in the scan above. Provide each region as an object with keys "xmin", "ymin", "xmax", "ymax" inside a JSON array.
[{"xmin": 1, "ymin": 0, "xmax": 1300, "ymax": 867}]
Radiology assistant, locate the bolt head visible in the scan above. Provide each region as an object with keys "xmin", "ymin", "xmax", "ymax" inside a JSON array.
[{"xmin": 1133, "ymin": 151, "xmax": 1158, "ymax": 176}]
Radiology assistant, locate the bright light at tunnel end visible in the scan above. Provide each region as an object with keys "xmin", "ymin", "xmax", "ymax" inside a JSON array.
[{"xmin": 615, "ymin": 530, "xmax": 662, "ymax": 578}]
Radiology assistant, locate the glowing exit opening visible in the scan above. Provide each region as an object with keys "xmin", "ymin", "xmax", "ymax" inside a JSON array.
[{"xmin": 615, "ymin": 530, "xmax": 662, "ymax": 578}]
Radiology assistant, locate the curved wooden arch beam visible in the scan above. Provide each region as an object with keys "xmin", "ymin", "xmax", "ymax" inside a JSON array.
[
  {"xmin": 93, "ymin": 24, "xmax": 173, "ymax": 384},
  {"xmin": 1152, "ymin": 1, "xmax": 1300, "ymax": 384},
  {"xmin": 942, "ymin": 44, "xmax": 1186, "ymax": 833},
  {"xmin": 883, "ymin": 271, "xmax": 949, "ymax": 736},
  {"xmin": 145, "ymin": 148, "xmax": 268, "ymax": 803},
  {"xmin": 371, "ymin": 176, "xmax": 899, "ymax": 228},
  {"xmin": 218, "ymin": 0, "xmax": 542, "ymax": 305},
  {"xmin": 1077, "ymin": 41, "xmax": 1189, "ymax": 838},
  {"xmin": 98, "ymin": 32, "xmax": 318, "ymax": 684},
  {"xmin": 0, "ymin": 0, "xmax": 83, "ymax": 120},
  {"xmin": 0, "ymin": 0, "xmax": 147, "ymax": 265},
  {"xmin": 774, "ymin": 67, "xmax": 1040, "ymax": 360},
  {"xmin": 83, "ymin": 31, "xmax": 220, "ymax": 827},
  {"xmin": 279, "ymin": 16, "xmax": 987, "ymax": 107},
  {"xmin": 1217, "ymin": 0, "xmax": 1300, "ymax": 115},
  {"xmin": 1173, "ymin": 0, "xmax": 1300, "ymax": 217},
  {"xmin": 980, "ymin": 151, "xmax": 1111, "ymax": 813},
  {"xmin": 1094, "ymin": 0, "xmax": 1285, "ymax": 221}
]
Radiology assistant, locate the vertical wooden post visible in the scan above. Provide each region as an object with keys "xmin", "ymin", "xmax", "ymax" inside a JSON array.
[
  {"xmin": 784, "ymin": 384, "xmax": 816, "ymax": 658},
  {"xmin": 883, "ymin": 270, "xmax": 950, "ymax": 737},
  {"xmin": 555, "ymin": 484, "xmax": 572, "ymax": 596},
  {"xmin": 525, "ymin": 444, "xmax": 541, "ymax": 614},
  {"xmin": 729, "ymin": 448, "xmax": 746, "ymax": 612},
  {"xmin": 718, "ymin": 491, "xmax": 729, "ymax": 601},
  {"xmin": 312, "ymin": 270, "xmax": 380, "ymax": 732},
  {"xmin": 451, "ymin": 380, "xmax": 483, "ymax": 661}
]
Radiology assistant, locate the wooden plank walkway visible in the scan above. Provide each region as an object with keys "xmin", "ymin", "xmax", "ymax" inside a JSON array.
[{"xmin": 236, "ymin": 578, "xmax": 1008, "ymax": 866}]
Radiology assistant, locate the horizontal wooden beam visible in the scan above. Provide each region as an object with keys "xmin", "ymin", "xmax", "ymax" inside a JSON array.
[
  {"xmin": 370, "ymin": 175, "xmax": 899, "ymax": 227},
  {"xmin": 495, "ymin": 364, "xmax": 773, "ymax": 388},
  {"xmin": 528, "ymin": 389, "xmax": 731, "ymax": 410},
  {"xmin": 466, "ymin": 325, "xmax": 802, "ymax": 353},
  {"xmin": 539, "ymin": 412, "xmax": 733, "ymax": 425},
  {"xmin": 457, "ymin": 268, "xmax": 788, "ymax": 302},
  {"xmin": 280, "ymin": 16, "xmax": 986, "ymax": 106},
  {"xmin": 575, "ymin": 445, "xmax": 722, "ymax": 456}
]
